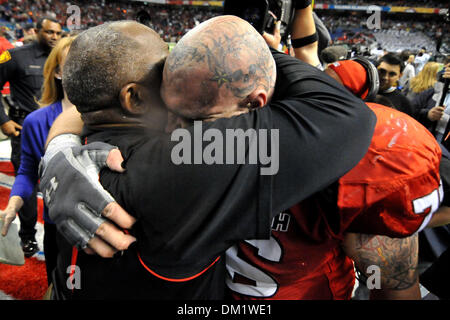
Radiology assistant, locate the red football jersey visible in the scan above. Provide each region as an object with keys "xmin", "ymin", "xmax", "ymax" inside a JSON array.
[
  {"xmin": 228, "ymin": 103, "xmax": 442, "ymax": 300},
  {"xmin": 341, "ymin": 103, "xmax": 442, "ymax": 236},
  {"xmin": 226, "ymin": 201, "xmax": 356, "ymax": 299}
]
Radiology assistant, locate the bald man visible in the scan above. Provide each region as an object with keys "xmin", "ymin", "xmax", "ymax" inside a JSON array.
[
  {"xmin": 41, "ymin": 16, "xmax": 376, "ymax": 300},
  {"xmin": 160, "ymin": 15, "xmax": 276, "ymax": 121}
]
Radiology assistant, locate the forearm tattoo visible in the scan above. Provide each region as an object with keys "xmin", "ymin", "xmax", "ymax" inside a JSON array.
[{"xmin": 354, "ymin": 233, "xmax": 419, "ymax": 290}]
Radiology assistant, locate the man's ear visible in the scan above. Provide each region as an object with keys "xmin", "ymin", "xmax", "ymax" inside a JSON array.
[
  {"xmin": 244, "ymin": 87, "xmax": 269, "ymax": 109},
  {"xmin": 119, "ymin": 83, "xmax": 146, "ymax": 115}
]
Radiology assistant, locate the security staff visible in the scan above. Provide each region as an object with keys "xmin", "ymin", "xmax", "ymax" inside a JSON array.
[{"xmin": 0, "ymin": 17, "xmax": 61, "ymax": 256}]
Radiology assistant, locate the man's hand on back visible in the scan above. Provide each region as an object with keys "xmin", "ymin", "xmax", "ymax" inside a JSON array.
[{"xmin": 40, "ymin": 135, "xmax": 136, "ymax": 257}]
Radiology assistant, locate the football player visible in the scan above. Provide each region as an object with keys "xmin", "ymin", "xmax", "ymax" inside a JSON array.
[{"xmin": 227, "ymin": 58, "xmax": 443, "ymax": 300}]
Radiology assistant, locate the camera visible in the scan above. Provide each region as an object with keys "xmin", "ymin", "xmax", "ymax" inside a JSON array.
[
  {"xmin": 136, "ymin": 10, "xmax": 151, "ymax": 27},
  {"xmin": 223, "ymin": 0, "xmax": 295, "ymax": 41}
]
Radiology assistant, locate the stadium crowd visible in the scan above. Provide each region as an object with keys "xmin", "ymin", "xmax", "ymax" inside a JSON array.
[
  {"xmin": 0, "ymin": 1, "xmax": 448, "ymax": 47},
  {"xmin": 318, "ymin": 11, "xmax": 448, "ymax": 54},
  {"xmin": 1, "ymin": 0, "xmax": 221, "ymax": 42},
  {"xmin": 0, "ymin": 0, "xmax": 449, "ymax": 303}
]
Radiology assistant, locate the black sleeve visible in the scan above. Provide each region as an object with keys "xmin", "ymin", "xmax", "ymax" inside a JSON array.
[
  {"xmin": 100, "ymin": 50, "xmax": 376, "ymax": 277},
  {"xmin": 0, "ymin": 50, "xmax": 17, "ymax": 124},
  {"xmin": 268, "ymin": 49, "xmax": 376, "ymax": 214},
  {"xmin": 413, "ymin": 88, "xmax": 437, "ymax": 130},
  {"xmin": 400, "ymin": 93, "xmax": 415, "ymax": 117},
  {"xmin": 312, "ymin": 11, "xmax": 332, "ymax": 57}
]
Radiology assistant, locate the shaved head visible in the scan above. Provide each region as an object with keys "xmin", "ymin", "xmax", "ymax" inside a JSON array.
[
  {"xmin": 161, "ymin": 15, "xmax": 276, "ymax": 119},
  {"xmin": 63, "ymin": 21, "xmax": 168, "ymax": 113}
]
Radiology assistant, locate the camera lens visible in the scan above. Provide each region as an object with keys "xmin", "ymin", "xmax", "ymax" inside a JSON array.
[{"xmin": 243, "ymin": 7, "xmax": 262, "ymax": 29}]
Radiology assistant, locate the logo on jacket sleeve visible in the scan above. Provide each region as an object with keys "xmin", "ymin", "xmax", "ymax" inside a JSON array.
[{"xmin": 0, "ymin": 51, "xmax": 11, "ymax": 64}]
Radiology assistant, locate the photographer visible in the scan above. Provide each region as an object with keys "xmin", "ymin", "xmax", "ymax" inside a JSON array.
[
  {"xmin": 229, "ymin": 0, "xmax": 324, "ymax": 68},
  {"xmin": 431, "ymin": 63, "xmax": 450, "ymax": 145}
]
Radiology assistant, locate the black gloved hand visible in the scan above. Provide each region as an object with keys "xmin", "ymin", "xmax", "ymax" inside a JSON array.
[{"xmin": 39, "ymin": 137, "xmax": 118, "ymax": 249}]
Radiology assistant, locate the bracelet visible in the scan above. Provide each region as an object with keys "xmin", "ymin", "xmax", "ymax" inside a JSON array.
[
  {"xmin": 294, "ymin": 0, "xmax": 312, "ymax": 10},
  {"xmin": 291, "ymin": 32, "xmax": 318, "ymax": 48}
]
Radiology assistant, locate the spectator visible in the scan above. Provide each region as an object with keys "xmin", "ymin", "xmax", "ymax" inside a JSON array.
[
  {"xmin": 413, "ymin": 57, "xmax": 450, "ymax": 137},
  {"xmin": 1, "ymin": 0, "xmax": 448, "ymax": 55},
  {"xmin": 377, "ymin": 53, "xmax": 415, "ymax": 116},
  {"xmin": 432, "ymin": 63, "xmax": 450, "ymax": 145},
  {"xmin": 407, "ymin": 61, "xmax": 440, "ymax": 102},
  {"xmin": 415, "ymin": 47, "xmax": 432, "ymax": 73},
  {"xmin": 15, "ymin": 23, "xmax": 38, "ymax": 47},
  {"xmin": 0, "ymin": 16, "xmax": 62, "ymax": 257},
  {"xmin": 1, "ymin": 1, "xmax": 221, "ymax": 43}
]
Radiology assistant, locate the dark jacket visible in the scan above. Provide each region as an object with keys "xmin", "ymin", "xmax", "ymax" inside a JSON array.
[{"xmin": 0, "ymin": 41, "xmax": 48, "ymax": 124}]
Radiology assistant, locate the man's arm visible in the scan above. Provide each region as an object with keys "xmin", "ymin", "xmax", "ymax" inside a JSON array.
[
  {"xmin": 342, "ymin": 233, "xmax": 421, "ymax": 300},
  {"xmin": 291, "ymin": 3, "xmax": 321, "ymax": 67},
  {"xmin": 0, "ymin": 196, "xmax": 23, "ymax": 236},
  {"xmin": 402, "ymin": 95, "xmax": 415, "ymax": 117},
  {"xmin": 0, "ymin": 50, "xmax": 22, "ymax": 136},
  {"xmin": 426, "ymin": 206, "xmax": 450, "ymax": 228},
  {"xmin": 45, "ymin": 105, "xmax": 83, "ymax": 149},
  {"xmin": 262, "ymin": 3, "xmax": 321, "ymax": 68},
  {"xmin": 42, "ymin": 106, "xmax": 136, "ymax": 257},
  {"xmin": 1, "ymin": 115, "xmax": 43, "ymax": 236}
]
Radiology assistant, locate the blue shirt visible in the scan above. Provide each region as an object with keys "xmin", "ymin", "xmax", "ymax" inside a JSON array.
[{"xmin": 10, "ymin": 101, "xmax": 62, "ymax": 223}]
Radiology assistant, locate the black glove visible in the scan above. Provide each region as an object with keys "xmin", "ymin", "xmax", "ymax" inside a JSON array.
[
  {"xmin": 294, "ymin": 0, "xmax": 312, "ymax": 9},
  {"xmin": 39, "ymin": 137, "xmax": 118, "ymax": 249}
]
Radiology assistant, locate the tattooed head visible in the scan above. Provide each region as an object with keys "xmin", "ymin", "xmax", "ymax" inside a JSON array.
[{"xmin": 161, "ymin": 15, "xmax": 276, "ymax": 120}]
